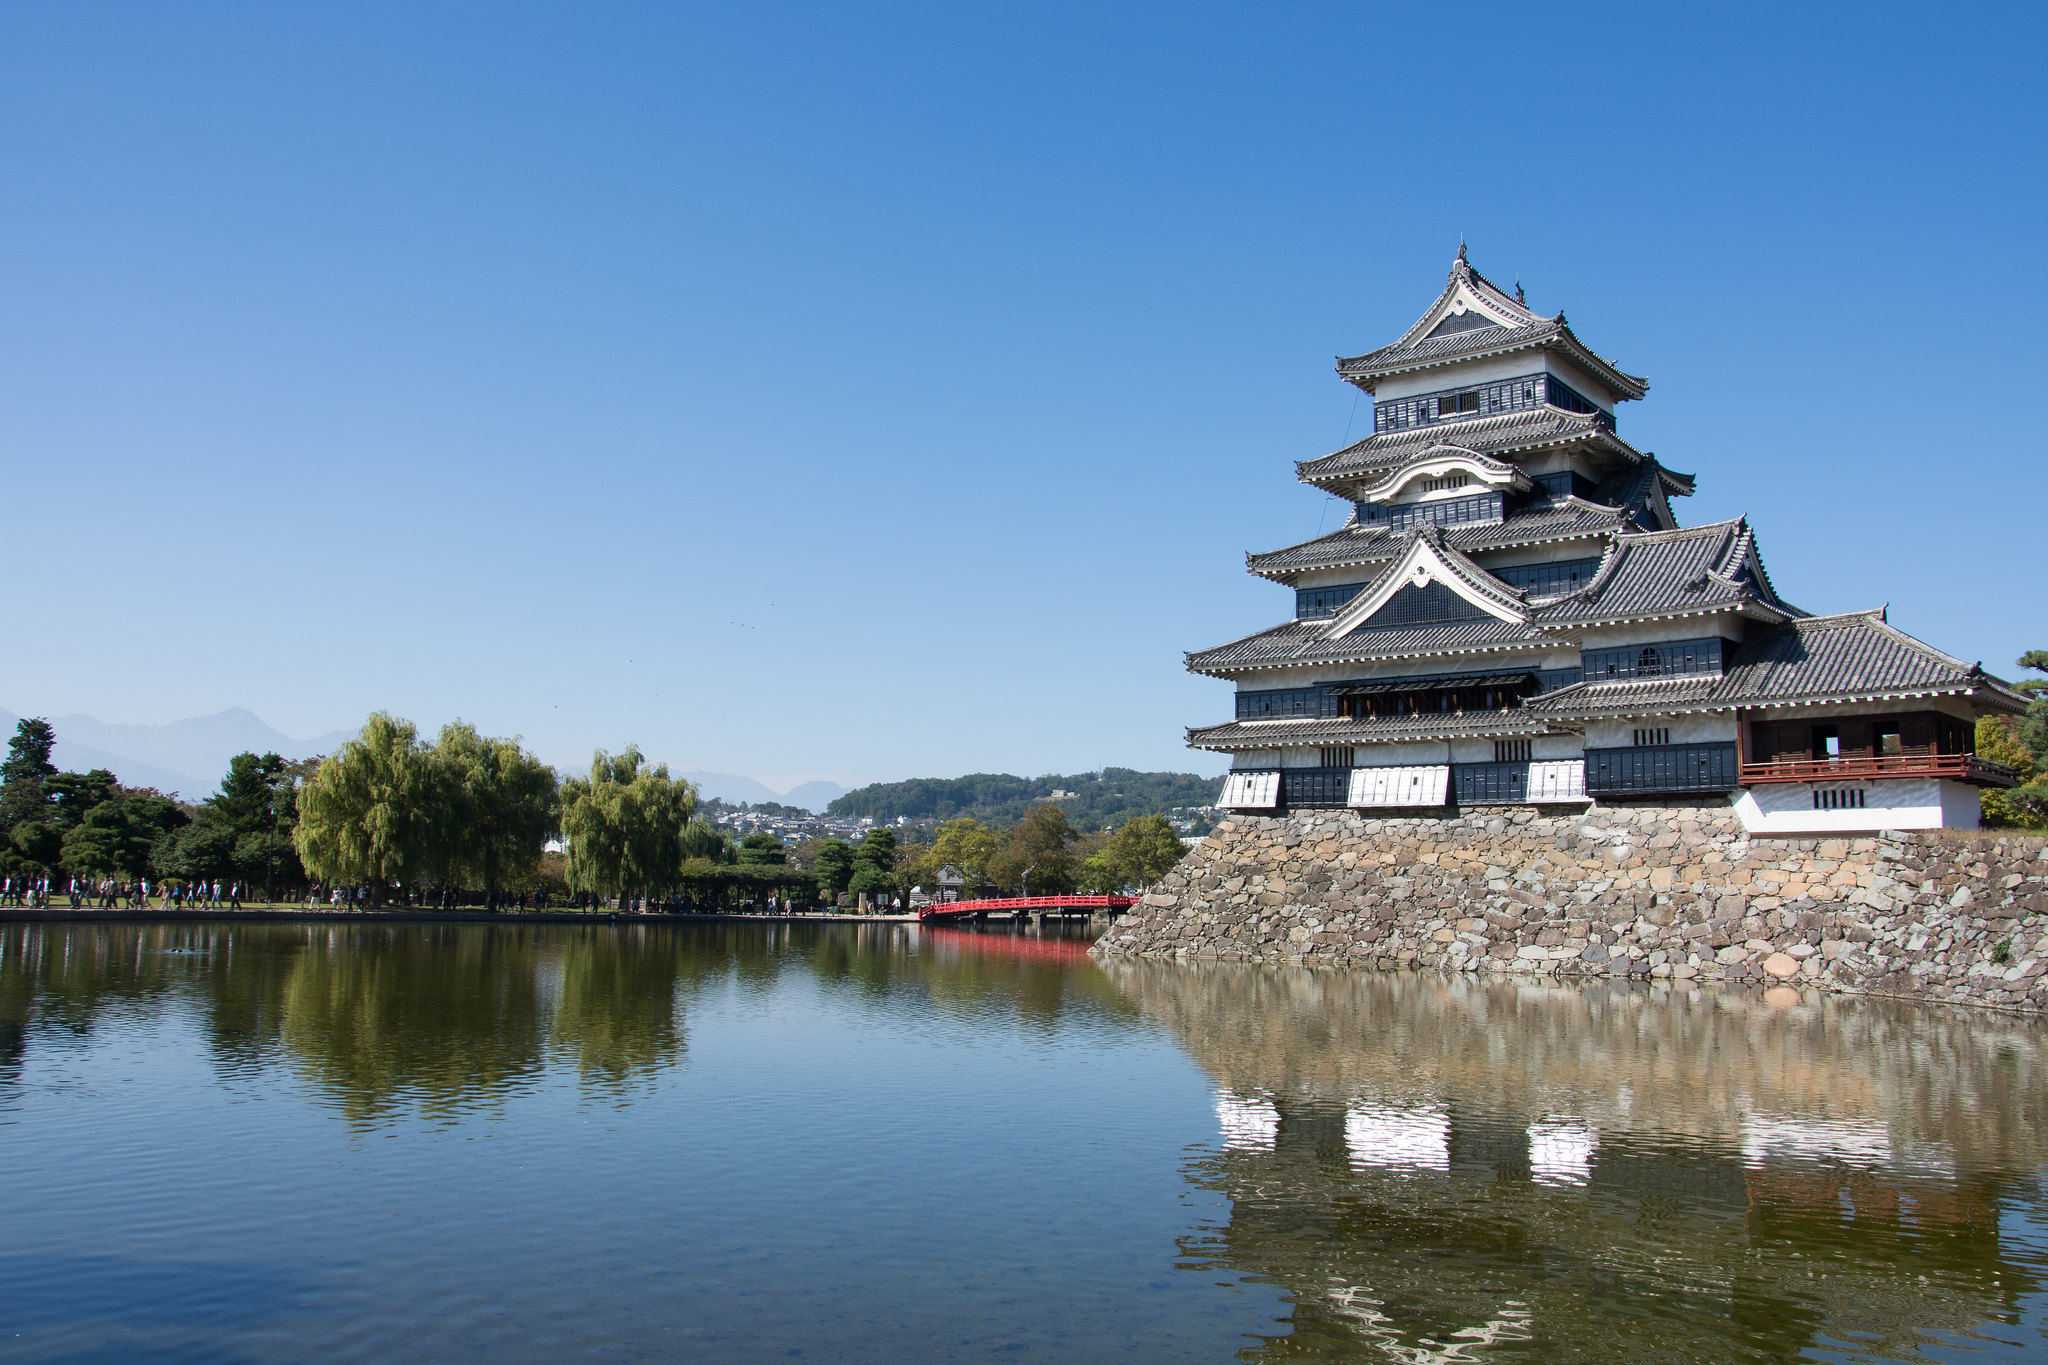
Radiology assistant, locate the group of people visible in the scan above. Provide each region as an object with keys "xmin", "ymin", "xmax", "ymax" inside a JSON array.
[
  {"xmin": 1, "ymin": 875, "xmax": 54, "ymax": 906},
  {"xmin": 73, "ymin": 877, "xmax": 151, "ymax": 908},
  {"xmin": 0, "ymin": 876, "xmax": 249, "ymax": 909},
  {"xmin": 153, "ymin": 879, "xmax": 245, "ymax": 910}
]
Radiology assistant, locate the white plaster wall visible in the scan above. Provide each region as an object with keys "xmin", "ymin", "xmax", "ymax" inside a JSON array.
[
  {"xmin": 1584, "ymin": 715, "xmax": 1737, "ymax": 747},
  {"xmin": 1733, "ymin": 778, "xmax": 1981, "ymax": 834},
  {"xmin": 1372, "ymin": 353, "xmax": 1625, "ymax": 409},
  {"xmin": 1288, "ymin": 567, "xmax": 1379, "ymax": 592},
  {"xmin": 1469, "ymin": 542, "xmax": 1608, "ymax": 570},
  {"xmin": 1375, "ymin": 354, "xmax": 1544, "ymax": 401},
  {"xmin": 1352, "ymin": 740, "xmax": 1461, "ymax": 766},
  {"xmin": 1449, "ymin": 739, "xmax": 1499, "ymax": 763},
  {"xmin": 1230, "ymin": 750, "xmax": 1280, "ymax": 769},
  {"xmin": 1532, "ymin": 734, "xmax": 1586, "ymax": 760},
  {"xmin": 1514, "ymin": 451, "xmax": 1605, "ymax": 481},
  {"xmin": 1941, "ymin": 780, "xmax": 1984, "ymax": 830}
]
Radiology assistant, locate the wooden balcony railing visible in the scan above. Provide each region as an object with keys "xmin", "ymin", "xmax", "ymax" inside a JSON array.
[{"xmin": 1739, "ymin": 754, "xmax": 2020, "ymax": 788}]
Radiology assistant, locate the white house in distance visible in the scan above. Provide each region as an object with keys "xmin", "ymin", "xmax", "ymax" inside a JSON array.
[{"xmin": 1190, "ymin": 249, "xmax": 2026, "ymax": 835}]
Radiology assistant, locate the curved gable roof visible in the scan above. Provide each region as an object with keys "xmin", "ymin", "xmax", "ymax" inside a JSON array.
[
  {"xmin": 1350, "ymin": 444, "xmax": 1531, "ymax": 503},
  {"xmin": 1531, "ymin": 518, "xmax": 1801, "ymax": 626},
  {"xmin": 1334, "ymin": 252, "xmax": 1648, "ymax": 401}
]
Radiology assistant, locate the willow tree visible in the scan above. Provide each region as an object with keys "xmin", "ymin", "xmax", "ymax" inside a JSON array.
[
  {"xmin": 559, "ymin": 746, "xmax": 696, "ymax": 903},
  {"xmin": 294, "ymin": 713, "xmax": 438, "ymax": 900},
  {"xmin": 435, "ymin": 722, "xmax": 559, "ymax": 895}
]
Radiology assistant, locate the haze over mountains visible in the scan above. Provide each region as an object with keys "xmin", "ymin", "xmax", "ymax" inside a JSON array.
[{"xmin": 0, "ymin": 707, "xmax": 850, "ymax": 812}]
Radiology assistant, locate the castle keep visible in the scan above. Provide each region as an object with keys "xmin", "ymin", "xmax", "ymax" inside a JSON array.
[{"xmin": 1193, "ymin": 249, "xmax": 2025, "ymax": 834}]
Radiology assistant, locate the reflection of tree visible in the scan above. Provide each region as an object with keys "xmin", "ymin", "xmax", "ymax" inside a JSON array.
[
  {"xmin": 1111, "ymin": 962, "xmax": 2048, "ymax": 1363},
  {"xmin": 278, "ymin": 925, "xmax": 551, "ymax": 1124},
  {"xmin": 547, "ymin": 925, "xmax": 691, "ymax": 1089}
]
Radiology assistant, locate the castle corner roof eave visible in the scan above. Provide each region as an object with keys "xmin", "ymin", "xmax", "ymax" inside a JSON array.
[
  {"xmin": 1522, "ymin": 609, "xmax": 2032, "ymax": 718},
  {"xmin": 1527, "ymin": 517, "xmax": 1805, "ymax": 627}
]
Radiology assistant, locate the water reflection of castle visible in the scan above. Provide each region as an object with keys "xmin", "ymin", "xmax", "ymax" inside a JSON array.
[{"xmin": 1107, "ymin": 962, "xmax": 2046, "ymax": 1363}]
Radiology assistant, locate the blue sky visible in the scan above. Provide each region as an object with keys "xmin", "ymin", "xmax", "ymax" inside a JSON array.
[{"xmin": 4, "ymin": 2, "xmax": 2043, "ymax": 791}]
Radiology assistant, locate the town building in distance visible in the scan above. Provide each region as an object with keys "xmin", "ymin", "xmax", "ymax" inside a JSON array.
[{"xmin": 1192, "ymin": 249, "xmax": 2027, "ymax": 834}]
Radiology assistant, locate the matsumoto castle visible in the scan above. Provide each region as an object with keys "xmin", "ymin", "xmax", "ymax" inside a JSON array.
[{"xmin": 1196, "ymin": 248, "xmax": 2026, "ymax": 834}]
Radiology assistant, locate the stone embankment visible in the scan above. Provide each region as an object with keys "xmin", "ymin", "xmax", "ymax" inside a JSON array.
[{"xmin": 1092, "ymin": 806, "xmax": 2048, "ymax": 1014}]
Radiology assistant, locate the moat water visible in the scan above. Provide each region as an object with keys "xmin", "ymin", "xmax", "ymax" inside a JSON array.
[{"xmin": 1, "ymin": 919, "xmax": 2043, "ymax": 1363}]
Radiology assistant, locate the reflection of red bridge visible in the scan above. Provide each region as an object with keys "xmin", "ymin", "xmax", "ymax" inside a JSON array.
[
  {"xmin": 921, "ymin": 927, "xmax": 1098, "ymax": 964},
  {"xmin": 918, "ymin": 895, "xmax": 1138, "ymax": 924}
]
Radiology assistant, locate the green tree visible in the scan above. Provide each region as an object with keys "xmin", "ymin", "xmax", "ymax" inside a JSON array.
[
  {"xmin": 1105, "ymin": 813, "xmax": 1188, "ymax": 890},
  {"xmin": 847, "ymin": 828, "xmax": 897, "ymax": 904},
  {"xmin": 890, "ymin": 839, "xmax": 931, "ymax": 903},
  {"xmin": 0, "ymin": 717, "xmax": 58, "ymax": 873},
  {"xmin": 433, "ymin": 722, "xmax": 559, "ymax": 896},
  {"xmin": 60, "ymin": 791, "xmax": 190, "ymax": 878},
  {"xmin": 198, "ymin": 752, "xmax": 305, "ymax": 899},
  {"xmin": 990, "ymin": 804, "xmax": 1078, "ymax": 896},
  {"xmin": 155, "ymin": 820, "xmax": 241, "ymax": 883},
  {"xmin": 737, "ymin": 832, "xmax": 787, "ymax": 866},
  {"xmin": 811, "ymin": 838, "xmax": 856, "ymax": 898},
  {"xmin": 294, "ymin": 713, "xmax": 439, "ymax": 900},
  {"xmin": 47, "ymin": 769, "xmax": 119, "ymax": 834},
  {"xmin": 1983, "ymin": 651, "xmax": 2048, "ymax": 828},
  {"xmin": 928, "ymin": 817, "xmax": 1000, "ymax": 896},
  {"xmin": 559, "ymin": 746, "xmax": 697, "ymax": 903},
  {"xmin": 679, "ymin": 818, "xmax": 735, "ymax": 864}
]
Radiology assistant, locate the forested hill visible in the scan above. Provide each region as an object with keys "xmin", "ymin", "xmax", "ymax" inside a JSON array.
[{"xmin": 825, "ymin": 768, "xmax": 1224, "ymax": 829}]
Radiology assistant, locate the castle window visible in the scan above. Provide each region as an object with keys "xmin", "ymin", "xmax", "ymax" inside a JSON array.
[
  {"xmin": 1581, "ymin": 639, "xmax": 1726, "ymax": 682},
  {"xmin": 1296, "ymin": 582, "xmax": 1367, "ymax": 620},
  {"xmin": 1319, "ymin": 747, "xmax": 1356, "ymax": 769},
  {"xmin": 1632, "ymin": 728, "xmax": 1671, "ymax": 747},
  {"xmin": 1436, "ymin": 391, "xmax": 1479, "ymax": 417},
  {"xmin": 1494, "ymin": 557, "xmax": 1600, "ymax": 596},
  {"xmin": 1494, "ymin": 739, "xmax": 1531, "ymax": 762},
  {"xmin": 1355, "ymin": 490, "xmax": 1504, "ymax": 530}
]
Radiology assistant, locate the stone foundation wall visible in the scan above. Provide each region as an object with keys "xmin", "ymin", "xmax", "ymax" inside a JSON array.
[{"xmin": 1091, "ymin": 805, "xmax": 2048, "ymax": 1014}]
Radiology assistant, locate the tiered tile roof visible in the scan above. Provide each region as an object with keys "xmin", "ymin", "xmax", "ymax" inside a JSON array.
[{"xmin": 1525, "ymin": 611, "xmax": 2031, "ymax": 717}]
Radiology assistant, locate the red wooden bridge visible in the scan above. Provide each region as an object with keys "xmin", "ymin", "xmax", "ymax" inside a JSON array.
[{"xmin": 917, "ymin": 894, "xmax": 1138, "ymax": 924}]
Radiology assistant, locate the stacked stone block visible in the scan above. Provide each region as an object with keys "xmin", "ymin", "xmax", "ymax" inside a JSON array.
[{"xmin": 1091, "ymin": 806, "xmax": 2048, "ymax": 1014}]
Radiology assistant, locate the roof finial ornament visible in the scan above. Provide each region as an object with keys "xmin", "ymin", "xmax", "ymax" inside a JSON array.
[
  {"xmin": 1456, "ymin": 236, "xmax": 1467, "ymax": 264},
  {"xmin": 1514, "ymin": 278, "xmax": 1526, "ymax": 305}
]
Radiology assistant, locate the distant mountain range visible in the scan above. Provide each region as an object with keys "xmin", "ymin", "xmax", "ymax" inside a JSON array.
[
  {"xmin": 0, "ymin": 706, "xmax": 354, "ymax": 799},
  {"xmin": 681, "ymin": 772, "xmax": 849, "ymax": 813},
  {"xmin": 0, "ymin": 705, "xmax": 850, "ymax": 812}
]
